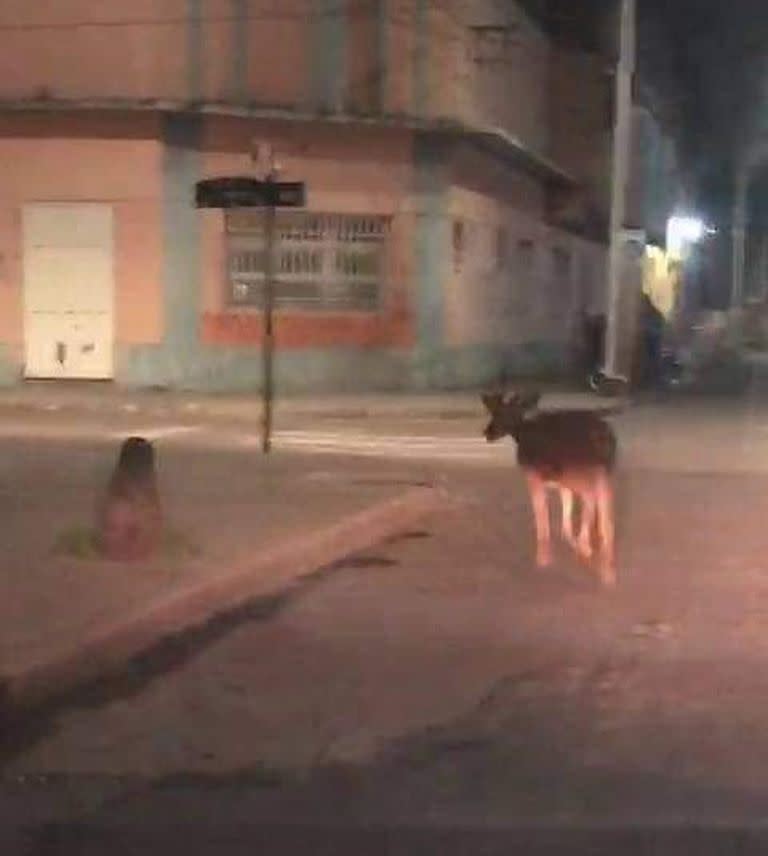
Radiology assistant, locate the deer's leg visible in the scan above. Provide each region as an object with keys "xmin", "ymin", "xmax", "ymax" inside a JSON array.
[
  {"xmin": 559, "ymin": 487, "xmax": 577, "ymax": 548},
  {"xmin": 595, "ymin": 473, "xmax": 616, "ymax": 586},
  {"xmin": 527, "ymin": 472, "xmax": 551, "ymax": 567},
  {"xmin": 576, "ymin": 489, "xmax": 596, "ymax": 560}
]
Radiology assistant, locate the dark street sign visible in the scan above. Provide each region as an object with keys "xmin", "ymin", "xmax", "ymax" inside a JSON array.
[
  {"xmin": 195, "ymin": 176, "xmax": 306, "ymax": 209},
  {"xmin": 269, "ymin": 181, "xmax": 306, "ymax": 207}
]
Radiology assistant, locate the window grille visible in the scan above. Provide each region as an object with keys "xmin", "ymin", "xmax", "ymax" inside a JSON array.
[{"xmin": 226, "ymin": 211, "xmax": 390, "ymax": 312}]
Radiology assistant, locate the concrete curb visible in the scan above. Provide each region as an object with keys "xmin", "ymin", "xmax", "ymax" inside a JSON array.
[
  {"xmin": 3, "ymin": 485, "xmax": 450, "ymax": 714},
  {"xmin": 0, "ymin": 394, "xmax": 621, "ymax": 424},
  {"xmin": 0, "ymin": 394, "xmax": 482, "ymax": 420}
]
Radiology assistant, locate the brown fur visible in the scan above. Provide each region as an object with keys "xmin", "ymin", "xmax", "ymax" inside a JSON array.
[
  {"xmin": 481, "ymin": 391, "xmax": 617, "ymax": 586},
  {"xmin": 96, "ymin": 437, "xmax": 163, "ymax": 562}
]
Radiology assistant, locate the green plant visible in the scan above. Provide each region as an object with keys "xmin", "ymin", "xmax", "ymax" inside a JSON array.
[{"xmin": 54, "ymin": 526, "xmax": 202, "ymax": 561}]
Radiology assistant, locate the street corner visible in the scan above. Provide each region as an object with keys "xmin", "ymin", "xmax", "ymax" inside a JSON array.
[
  {"xmin": 372, "ymin": 481, "xmax": 457, "ymax": 521},
  {"xmin": 1, "ymin": 483, "xmax": 452, "ymax": 720}
]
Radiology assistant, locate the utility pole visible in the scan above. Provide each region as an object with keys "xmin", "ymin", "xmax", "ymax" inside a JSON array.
[
  {"xmin": 602, "ymin": 0, "xmax": 636, "ymax": 380},
  {"xmin": 731, "ymin": 165, "xmax": 749, "ymax": 311}
]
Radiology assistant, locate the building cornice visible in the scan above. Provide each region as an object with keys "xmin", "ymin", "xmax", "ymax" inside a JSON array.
[{"xmin": 0, "ymin": 97, "xmax": 576, "ymax": 187}]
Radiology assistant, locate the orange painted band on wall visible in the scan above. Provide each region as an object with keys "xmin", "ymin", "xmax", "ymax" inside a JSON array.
[{"xmin": 202, "ymin": 311, "xmax": 413, "ymax": 349}]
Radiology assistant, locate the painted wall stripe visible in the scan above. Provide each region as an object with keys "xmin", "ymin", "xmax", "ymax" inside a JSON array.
[
  {"xmin": 232, "ymin": 0, "xmax": 249, "ymax": 102},
  {"xmin": 161, "ymin": 113, "xmax": 204, "ymax": 385},
  {"xmin": 186, "ymin": 0, "xmax": 203, "ymax": 103}
]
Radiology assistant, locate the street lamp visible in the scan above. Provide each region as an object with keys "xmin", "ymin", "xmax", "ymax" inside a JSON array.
[{"xmin": 666, "ymin": 215, "xmax": 712, "ymax": 258}]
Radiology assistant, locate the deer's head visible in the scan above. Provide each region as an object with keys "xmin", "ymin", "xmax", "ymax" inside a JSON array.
[{"xmin": 480, "ymin": 390, "xmax": 541, "ymax": 442}]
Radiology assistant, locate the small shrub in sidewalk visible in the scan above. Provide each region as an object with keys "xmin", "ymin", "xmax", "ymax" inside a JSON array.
[
  {"xmin": 54, "ymin": 525, "xmax": 201, "ymax": 562},
  {"xmin": 54, "ymin": 437, "xmax": 201, "ymax": 563}
]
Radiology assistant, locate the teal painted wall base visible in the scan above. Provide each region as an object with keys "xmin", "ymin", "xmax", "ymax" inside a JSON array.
[
  {"xmin": 118, "ymin": 344, "xmax": 412, "ymax": 393},
  {"xmin": 0, "ymin": 345, "xmax": 21, "ymax": 386},
  {"xmin": 116, "ymin": 341, "xmax": 570, "ymax": 393},
  {"xmin": 0, "ymin": 340, "xmax": 569, "ymax": 392},
  {"xmin": 410, "ymin": 343, "xmax": 570, "ymax": 391}
]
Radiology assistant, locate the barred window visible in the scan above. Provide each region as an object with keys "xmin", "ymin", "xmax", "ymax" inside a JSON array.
[{"xmin": 226, "ymin": 211, "xmax": 390, "ymax": 311}]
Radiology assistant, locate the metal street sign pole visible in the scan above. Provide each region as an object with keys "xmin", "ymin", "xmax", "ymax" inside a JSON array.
[
  {"xmin": 262, "ymin": 174, "xmax": 276, "ymax": 454},
  {"xmin": 194, "ymin": 166, "xmax": 305, "ymax": 454}
]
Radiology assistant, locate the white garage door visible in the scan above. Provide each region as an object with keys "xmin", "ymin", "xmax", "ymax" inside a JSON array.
[{"xmin": 23, "ymin": 203, "xmax": 115, "ymax": 380}]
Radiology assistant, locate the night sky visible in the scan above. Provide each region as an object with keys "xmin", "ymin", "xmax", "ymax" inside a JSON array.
[
  {"xmin": 525, "ymin": 0, "xmax": 768, "ymax": 215},
  {"xmin": 639, "ymin": 0, "xmax": 768, "ymax": 215}
]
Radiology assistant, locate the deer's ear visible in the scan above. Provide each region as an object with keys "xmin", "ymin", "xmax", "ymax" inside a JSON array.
[
  {"xmin": 481, "ymin": 392, "xmax": 502, "ymax": 413},
  {"xmin": 513, "ymin": 390, "xmax": 541, "ymax": 412}
]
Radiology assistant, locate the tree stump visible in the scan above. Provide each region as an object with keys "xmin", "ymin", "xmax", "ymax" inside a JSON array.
[{"xmin": 96, "ymin": 437, "xmax": 163, "ymax": 561}]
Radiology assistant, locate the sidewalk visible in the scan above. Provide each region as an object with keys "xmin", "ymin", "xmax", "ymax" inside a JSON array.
[
  {"xmin": 1, "ymin": 445, "xmax": 446, "ymax": 716},
  {"xmin": 0, "ymin": 381, "xmax": 615, "ymax": 423}
]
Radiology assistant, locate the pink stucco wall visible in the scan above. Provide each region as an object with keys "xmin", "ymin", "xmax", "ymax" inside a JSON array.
[
  {"xmin": 385, "ymin": 0, "xmax": 417, "ymax": 115},
  {"xmin": 0, "ymin": 0, "xmax": 308, "ymax": 108},
  {"xmin": 549, "ymin": 46, "xmax": 612, "ymax": 221},
  {"xmin": 199, "ymin": 117, "xmax": 415, "ymax": 349},
  {"xmin": 445, "ymin": 140, "xmax": 606, "ymax": 351},
  {"xmin": 244, "ymin": 1, "xmax": 309, "ymax": 108},
  {"xmin": 346, "ymin": 0, "xmax": 380, "ymax": 114},
  {"xmin": 0, "ymin": 113, "xmax": 163, "ymax": 347},
  {"xmin": 0, "ymin": 0, "xmax": 557, "ymax": 163},
  {"xmin": 0, "ymin": 2, "xmax": 187, "ymax": 101},
  {"xmin": 423, "ymin": 0, "xmax": 551, "ymax": 155},
  {"xmin": 0, "ymin": 0, "xmax": 603, "ymax": 369},
  {"xmin": 0, "ymin": 205, "xmax": 21, "ymax": 352}
]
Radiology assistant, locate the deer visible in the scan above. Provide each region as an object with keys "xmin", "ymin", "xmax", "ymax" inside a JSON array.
[{"xmin": 480, "ymin": 390, "xmax": 618, "ymax": 587}]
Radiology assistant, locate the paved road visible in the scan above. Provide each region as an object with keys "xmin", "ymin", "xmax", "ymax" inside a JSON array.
[
  {"xmin": 5, "ymin": 393, "xmax": 768, "ymax": 473},
  {"xmin": 4, "ymin": 402, "xmax": 768, "ymax": 852}
]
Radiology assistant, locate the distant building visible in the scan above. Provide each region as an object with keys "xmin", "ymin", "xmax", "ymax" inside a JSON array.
[{"xmin": 0, "ymin": 0, "xmax": 616, "ymax": 391}]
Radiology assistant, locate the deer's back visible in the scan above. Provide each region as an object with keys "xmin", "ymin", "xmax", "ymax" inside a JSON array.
[{"xmin": 515, "ymin": 410, "xmax": 616, "ymax": 478}]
